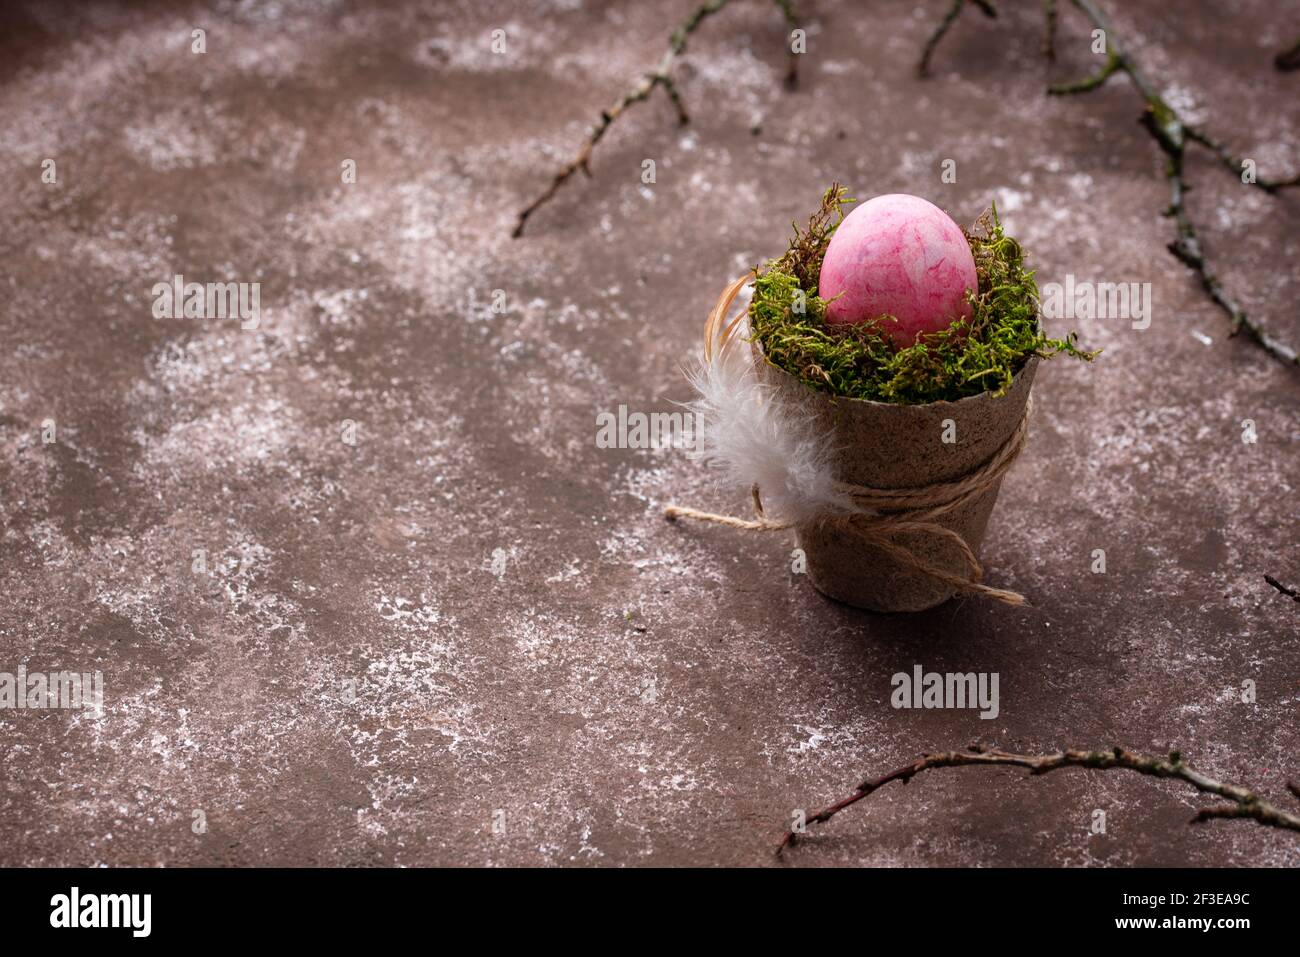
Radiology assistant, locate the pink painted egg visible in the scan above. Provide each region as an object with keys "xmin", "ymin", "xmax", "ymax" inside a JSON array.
[{"xmin": 819, "ymin": 193, "xmax": 978, "ymax": 348}]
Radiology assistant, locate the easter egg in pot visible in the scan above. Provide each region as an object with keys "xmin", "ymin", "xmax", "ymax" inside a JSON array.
[
  {"xmin": 818, "ymin": 193, "xmax": 978, "ymax": 348},
  {"xmin": 668, "ymin": 185, "xmax": 1097, "ymax": 612}
]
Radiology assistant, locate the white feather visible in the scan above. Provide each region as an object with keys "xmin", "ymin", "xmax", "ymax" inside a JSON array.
[{"xmin": 685, "ymin": 318, "xmax": 855, "ymax": 525}]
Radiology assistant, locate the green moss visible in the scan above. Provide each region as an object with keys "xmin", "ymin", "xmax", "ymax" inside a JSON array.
[{"xmin": 748, "ymin": 185, "xmax": 1097, "ymax": 405}]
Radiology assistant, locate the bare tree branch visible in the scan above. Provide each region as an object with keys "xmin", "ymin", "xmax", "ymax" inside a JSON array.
[
  {"xmin": 918, "ymin": 0, "xmax": 997, "ymax": 78},
  {"xmin": 512, "ymin": 0, "xmax": 728, "ymax": 238},
  {"xmin": 513, "ymin": 0, "xmax": 800, "ymax": 238},
  {"xmin": 1047, "ymin": 50, "xmax": 1120, "ymax": 93},
  {"xmin": 921, "ymin": 0, "xmax": 1300, "ymax": 367},
  {"xmin": 778, "ymin": 745, "xmax": 1300, "ymax": 856},
  {"xmin": 1265, "ymin": 575, "xmax": 1300, "ymax": 604},
  {"xmin": 774, "ymin": 0, "xmax": 801, "ymax": 88},
  {"xmin": 1184, "ymin": 125, "xmax": 1300, "ymax": 193}
]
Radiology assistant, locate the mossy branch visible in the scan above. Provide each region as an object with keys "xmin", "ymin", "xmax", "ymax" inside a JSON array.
[
  {"xmin": 777, "ymin": 744, "xmax": 1300, "ymax": 856},
  {"xmin": 921, "ymin": 0, "xmax": 1300, "ymax": 368},
  {"xmin": 512, "ymin": 0, "xmax": 800, "ymax": 238},
  {"xmin": 1047, "ymin": 49, "xmax": 1120, "ymax": 93}
]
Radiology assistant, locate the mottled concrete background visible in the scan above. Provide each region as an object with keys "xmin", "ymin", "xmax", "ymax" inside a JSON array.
[{"xmin": 1, "ymin": 0, "xmax": 1296, "ymax": 867}]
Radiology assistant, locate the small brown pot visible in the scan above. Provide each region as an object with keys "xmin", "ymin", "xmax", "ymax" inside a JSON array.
[{"xmin": 753, "ymin": 346, "xmax": 1038, "ymax": 612}]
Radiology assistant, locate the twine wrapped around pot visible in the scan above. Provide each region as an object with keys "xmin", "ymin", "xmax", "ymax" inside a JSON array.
[{"xmin": 665, "ymin": 273, "xmax": 1035, "ymax": 610}]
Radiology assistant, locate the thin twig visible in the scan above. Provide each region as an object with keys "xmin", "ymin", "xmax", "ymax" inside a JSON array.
[
  {"xmin": 775, "ymin": 0, "xmax": 801, "ymax": 88},
  {"xmin": 777, "ymin": 745, "xmax": 1300, "ymax": 856},
  {"xmin": 1184, "ymin": 126, "xmax": 1300, "ymax": 193},
  {"xmin": 513, "ymin": 0, "xmax": 799, "ymax": 238},
  {"xmin": 918, "ymin": 0, "xmax": 997, "ymax": 78},
  {"xmin": 512, "ymin": 0, "xmax": 728, "ymax": 238},
  {"xmin": 1047, "ymin": 50, "xmax": 1120, "ymax": 93},
  {"xmin": 918, "ymin": 0, "xmax": 964, "ymax": 79},
  {"xmin": 921, "ymin": 0, "xmax": 1300, "ymax": 367},
  {"xmin": 1265, "ymin": 575, "xmax": 1300, "ymax": 604}
]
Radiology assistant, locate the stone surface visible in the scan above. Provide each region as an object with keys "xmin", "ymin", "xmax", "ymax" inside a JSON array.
[{"xmin": 0, "ymin": 0, "xmax": 1297, "ymax": 867}]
